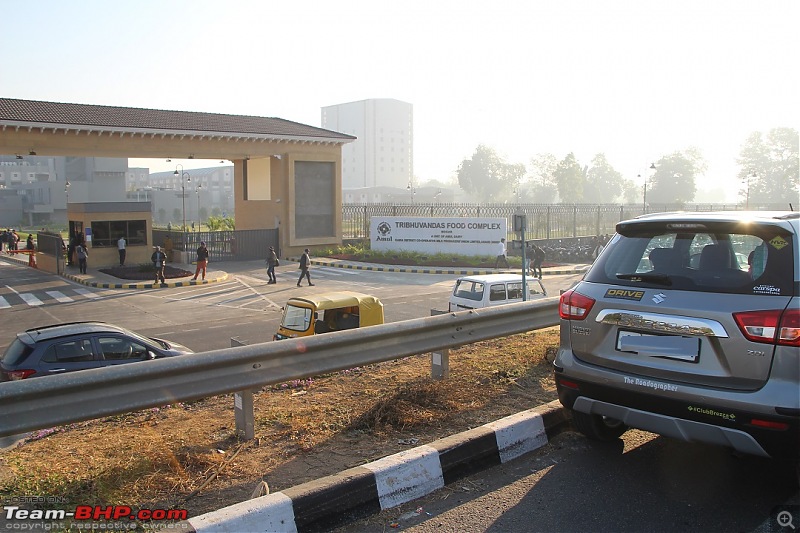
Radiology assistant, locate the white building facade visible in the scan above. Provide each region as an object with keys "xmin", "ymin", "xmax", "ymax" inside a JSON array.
[{"xmin": 321, "ymin": 98, "xmax": 413, "ymax": 190}]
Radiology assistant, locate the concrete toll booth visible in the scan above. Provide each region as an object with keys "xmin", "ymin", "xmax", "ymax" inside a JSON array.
[{"xmin": 66, "ymin": 202, "xmax": 153, "ymax": 268}]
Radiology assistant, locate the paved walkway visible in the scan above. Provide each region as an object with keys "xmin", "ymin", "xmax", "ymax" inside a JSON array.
[{"xmin": 3, "ymin": 251, "xmax": 589, "ymax": 289}]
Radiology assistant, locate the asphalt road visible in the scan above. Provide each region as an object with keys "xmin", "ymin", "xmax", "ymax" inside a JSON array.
[
  {"xmin": 0, "ymin": 257, "xmax": 582, "ymax": 352},
  {"xmin": 332, "ymin": 429, "xmax": 800, "ymax": 533}
]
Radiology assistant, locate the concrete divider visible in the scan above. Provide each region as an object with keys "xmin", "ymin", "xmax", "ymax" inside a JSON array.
[{"xmin": 183, "ymin": 400, "xmax": 570, "ymax": 533}]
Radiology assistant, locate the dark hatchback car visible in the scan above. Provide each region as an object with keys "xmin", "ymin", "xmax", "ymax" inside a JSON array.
[
  {"xmin": 1, "ymin": 322, "xmax": 194, "ymax": 381},
  {"xmin": 554, "ymin": 211, "xmax": 799, "ymax": 475}
]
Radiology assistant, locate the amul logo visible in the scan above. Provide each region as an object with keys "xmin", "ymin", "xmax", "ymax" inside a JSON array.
[{"xmin": 377, "ymin": 222, "xmax": 391, "ymax": 236}]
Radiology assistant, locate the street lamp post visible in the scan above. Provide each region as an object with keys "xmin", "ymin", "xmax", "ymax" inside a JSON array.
[
  {"xmin": 744, "ymin": 170, "xmax": 756, "ymax": 209},
  {"xmin": 642, "ymin": 162, "xmax": 656, "ymax": 213},
  {"xmin": 64, "ymin": 181, "xmax": 71, "ymax": 224},
  {"xmin": 196, "ymin": 183, "xmax": 202, "ymax": 232},
  {"xmin": 174, "ymin": 165, "xmax": 191, "ymax": 232},
  {"xmin": 407, "ymin": 180, "xmax": 416, "ymax": 204}
]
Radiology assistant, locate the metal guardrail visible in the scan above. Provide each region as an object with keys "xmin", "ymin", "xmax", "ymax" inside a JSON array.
[{"xmin": 0, "ymin": 298, "xmax": 560, "ymax": 438}]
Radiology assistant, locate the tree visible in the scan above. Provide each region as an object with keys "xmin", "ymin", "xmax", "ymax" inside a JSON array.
[
  {"xmin": 554, "ymin": 153, "xmax": 585, "ymax": 203},
  {"xmin": 457, "ymin": 145, "xmax": 524, "ymax": 202},
  {"xmin": 172, "ymin": 208, "xmax": 181, "ymax": 222},
  {"xmin": 157, "ymin": 208, "xmax": 166, "ymax": 223},
  {"xmin": 527, "ymin": 153, "xmax": 559, "ymax": 203},
  {"xmin": 620, "ymin": 179, "xmax": 641, "ymax": 204},
  {"xmin": 206, "ymin": 216, "xmax": 223, "ymax": 231},
  {"xmin": 647, "ymin": 149, "xmax": 706, "ymax": 206},
  {"xmin": 737, "ymin": 128, "xmax": 799, "ymax": 206},
  {"xmin": 585, "ymin": 153, "xmax": 625, "ymax": 203},
  {"xmin": 199, "ymin": 207, "xmax": 209, "ymax": 222}
]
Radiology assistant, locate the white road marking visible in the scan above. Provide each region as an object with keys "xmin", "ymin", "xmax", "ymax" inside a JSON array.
[
  {"xmin": 45, "ymin": 290, "xmax": 74, "ymax": 303},
  {"xmin": 73, "ymin": 288, "xmax": 101, "ymax": 299},
  {"xmin": 19, "ymin": 293, "xmax": 43, "ymax": 306},
  {"xmin": 0, "ymin": 296, "xmax": 9, "ymax": 309}
]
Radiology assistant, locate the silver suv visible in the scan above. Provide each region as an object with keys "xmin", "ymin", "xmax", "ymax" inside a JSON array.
[{"xmin": 554, "ymin": 211, "xmax": 799, "ymax": 473}]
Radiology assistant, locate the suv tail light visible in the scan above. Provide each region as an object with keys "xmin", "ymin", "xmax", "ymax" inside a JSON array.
[
  {"xmin": 3, "ymin": 369, "xmax": 37, "ymax": 380},
  {"xmin": 733, "ymin": 308, "xmax": 800, "ymax": 347},
  {"xmin": 559, "ymin": 289, "xmax": 595, "ymax": 320}
]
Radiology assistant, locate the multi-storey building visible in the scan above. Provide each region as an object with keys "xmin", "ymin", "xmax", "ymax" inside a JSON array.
[
  {"xmin": 0, "ymin": 155, "xmax": 126, "ymax": 226},
  {"xmin": 321, "ymin": 98, "xmax": 413, "ymax": 190}
]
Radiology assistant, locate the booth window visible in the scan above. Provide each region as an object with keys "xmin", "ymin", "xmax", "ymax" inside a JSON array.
[{"xmin": 90, "ymin": 220, "xmax": 147, "ymax": 246}]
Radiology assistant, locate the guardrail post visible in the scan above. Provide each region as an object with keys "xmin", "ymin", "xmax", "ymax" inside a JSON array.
[
  {"xmin": 429, "ymin": 310, "xmax": 450, "ymax": 380},
  {"xmin": 231, "ymin": 337, "xmax": 255, "ymax": 440}
]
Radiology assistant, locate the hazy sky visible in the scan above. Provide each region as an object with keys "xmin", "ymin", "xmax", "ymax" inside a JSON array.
[{"xmin": 2, "ymin": 0, "xmax": 797, "ymax": 202}]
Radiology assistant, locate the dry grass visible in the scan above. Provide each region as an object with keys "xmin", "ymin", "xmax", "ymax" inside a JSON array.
[{"xmin": 0, "ymin": 327, "xmax": 560, "ymax": 519}]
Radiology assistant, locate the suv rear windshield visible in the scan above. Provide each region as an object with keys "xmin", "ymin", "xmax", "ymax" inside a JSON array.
[
  {"xmin": 1, "ymin": 338, "xmax": 34, "ymax": 366},
  {"xmin": 585, "ymin": 220, "xmax": 795, "ymax": 296}
]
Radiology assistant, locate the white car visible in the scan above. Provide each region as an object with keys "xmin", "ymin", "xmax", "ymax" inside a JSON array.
[{"xmin": 449, "ymin": 274, "xmax": 547, "ymax": 312}]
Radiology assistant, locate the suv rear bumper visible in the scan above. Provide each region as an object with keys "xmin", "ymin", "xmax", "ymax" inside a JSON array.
[
  {"xmin": 571, "ymin": 396, "xmax": 771, "ymax": 457},
  {"xmin": 554, "ymin": 365, "xmax": 800, "ymax": 461}
]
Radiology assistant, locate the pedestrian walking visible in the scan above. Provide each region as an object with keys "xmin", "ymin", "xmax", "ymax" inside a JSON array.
[
  {"xmin": 524, "ymin": 242, "xmax": 533, "ymax": 275},
  {"xmin": 532, "ymin": 243, "xmax": 546, "ymax": 279},
  {"xmin": 75, "ymin": 242, "xmax": 89, "ymax": 274},
  {"xmin": 26, "ymin": 234, "xmax": 37, "ymax": 268},
  {"xmin": 266, "ymin": 246, "xmax": 279, "ymax": 284},
  {"xmin": 494, "ymin": 238, "xmax": 510, "ymax": 269},
  {"xmin": 117, "ymin": 235, "xmax": 127, "ymax": 266},
  {"xmin": 67, "ymin": 230, "xmax": 82, "ymax": 266},
  {"xmin": 151, "ymin": 246, "xmax": 167, "ymax": 284},
  {"xmin": 192, "ymin": 241, "xmax": 209, "ymax": 281},
  {"xmin": 297, "ymin": 248, "xmax": 314, "ymax": 287}
]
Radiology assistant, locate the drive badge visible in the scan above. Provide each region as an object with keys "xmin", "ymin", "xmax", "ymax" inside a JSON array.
[{"xmin": 604, "ymin": 289, "xmax": 645, "ymax": 301}]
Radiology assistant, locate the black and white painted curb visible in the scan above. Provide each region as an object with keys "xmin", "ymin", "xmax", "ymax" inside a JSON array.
[
  {"xmin": 61, "ymin": 271, "xmax": 228, "ymax": 289},
  {"xmin": 183, "ymin": 400, "xmax": 570, "ymax": 533},
  {"xmin": 306, "ymin": 258, "xmax": 589, "ymax": 277}
]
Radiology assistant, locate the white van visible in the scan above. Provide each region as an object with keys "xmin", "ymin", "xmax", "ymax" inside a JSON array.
[{"xmin": 448, "ymin": 274, "xmax": 548, "ymax": 312}]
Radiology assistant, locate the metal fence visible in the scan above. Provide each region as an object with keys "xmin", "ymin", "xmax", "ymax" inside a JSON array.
[
  {"xmin": 152, "ymin": 228, "xmax": 278, "ymax": 261},
  {"xmin": 343, "ymin": 202, "xmax": 787, "ymax": 241},
  {"xmin": 150, "ymin": 203, "xmax": 786, "ymax": 260},
  {"xmin": 0, "ymin": 298, "xmax": 560, "ymax": 438}
]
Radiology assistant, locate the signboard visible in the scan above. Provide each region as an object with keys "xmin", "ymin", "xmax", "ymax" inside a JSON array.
[{"xmin": 370, "ymin": 217, "xmax": 507, "ymax": 256}]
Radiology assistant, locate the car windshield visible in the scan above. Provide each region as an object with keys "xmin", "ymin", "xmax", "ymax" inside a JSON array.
[
  {"xmin": 282, "ymin": 305, "xmax": 313, "ymax": 332},
  {"xmin": 585, "ymin": 222, "xmax": 795, "ymax": 295},
  {"xmin": 453, "ymin": 280, "xmax": 485, "ymax": 301}
]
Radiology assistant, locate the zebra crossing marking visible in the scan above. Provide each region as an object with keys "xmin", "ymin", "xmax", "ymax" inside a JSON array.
[
  {"xmin": 19, "ymin": 293, "xmax": 44, "ymax": 306},
  {"xmin": 73, "ymin": 288, "xmax": 101, "ymax": 299},
  {"xmin": 45, "ymin": 290, "xmax": 74, "ymax": 303}
]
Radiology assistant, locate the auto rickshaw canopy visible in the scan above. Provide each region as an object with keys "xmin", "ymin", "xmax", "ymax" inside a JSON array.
[{"xmin": 285, "ymin": 291, "xmax": 384, "ymax": 327}]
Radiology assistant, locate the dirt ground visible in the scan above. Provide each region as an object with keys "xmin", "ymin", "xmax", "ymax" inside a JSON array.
[{"xmin": 0, "ymin": 328, "xmax": 560, "ymax": 522}]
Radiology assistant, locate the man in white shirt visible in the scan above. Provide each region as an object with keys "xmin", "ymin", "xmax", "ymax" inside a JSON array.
[
  {"xmin": 117, "ymin": 236, "xmax": 127, "ymax": 267},
  {"xmin": 495, "ymin": 238, "xmax": 509, "ymax": 269}
]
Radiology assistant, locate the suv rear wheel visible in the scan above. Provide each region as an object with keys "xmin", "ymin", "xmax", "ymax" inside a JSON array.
[{"xmin": 572, "ymin": 411, "xmax": 628, "ymax": 441}]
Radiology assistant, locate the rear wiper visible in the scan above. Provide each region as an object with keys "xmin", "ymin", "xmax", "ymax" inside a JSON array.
[{"xmin": 616, "ymin": 273, "xmax": 673, "ymax": 286}]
